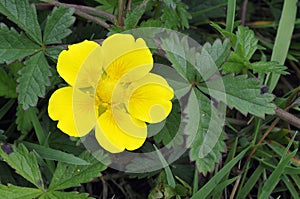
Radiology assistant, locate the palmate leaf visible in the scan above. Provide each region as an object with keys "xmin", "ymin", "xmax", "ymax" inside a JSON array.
[
  {"xmin": 0, "ymin": 67, "xmax": 17, "ymax": 98},
  {"xmin": 0, "ymin": 24, "xmax": 40, "ymax": 64},
  {"xmin": 0, "ymin": 184, "xmax": 42, "ymax": 199},
  {"xmin": 17, "ymin": 52, "xmax": 51, "ymax": 109},
  {"xmin": 43, "ymin": 6, "xmax": 75, "ymax": 45},
  {"xmin": 250, "ymin": 61, "xmax": 288, "ymax": 75},
  {"xmin": 154, "ymin": 101, "xmax": 183, "ymax": 148},
  {"xmin": 189, "ymin": 92, "xmax": 225, "ymax": 174},
  {"xmin": 199, "ymin": 74, "xmax": 275, "ymax": 117},
  {"xmin": 0, "ymin": 0, "xmax": 42, "ymax": 44},
  {"xmin": 48, "ymin": 150, "xmax": 108, "ymax": 191},
  {"xmin": 0, "ymin": 144, "xmax": 43, "ymax": 189}
]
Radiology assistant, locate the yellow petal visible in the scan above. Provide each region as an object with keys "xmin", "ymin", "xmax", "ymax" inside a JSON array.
[
  {"xmin": 102, "ymin": 34, "xmax": 153, "ymax": 82},
  {"xmin": 48, "ymin": 87, "xmax": 95, "ymax": 137},
  {"xmin": 57, "ymin": 40, "xmax": 99, "ymax": 86},
  {"xmin": 127, "ymin": 73, "xmax": 174, "ymax": 123},
  {"xmin": 95, "ymin": 109, "xmax": 146, "ymax": 153}
]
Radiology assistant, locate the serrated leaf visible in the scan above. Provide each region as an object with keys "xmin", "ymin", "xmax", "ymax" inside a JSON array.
[
  {"xmin": 161, "ymin": 6, "xmax": 180, "ymax": 30},
  {"xmin": 236, "ymin": 26, "xmax": 258, "ymax": 60},
  {"xmin": 189, "ymin": 92, "xmax": 225, "ymax": 174},
  {"xmin": 176, "ymin": 2, "xmax": 191, "ymax": 29},
  {"xmin": 0, "ymin": 24, "xmax": 40, "ymax": 64},
  {"xmin": 250, "ymin": 61, "xmax": 289, "ymax": 74},
  {"xmin": 17, "ymin": 52, "xmax": 51, "ymax": 109},
  {"xmin": 48, "ymin": 150, "xmax": 108, "ymax": 191},
  {"xmin": 16, "ymin": 105, "xmax": 37, "ymax": 133},
  {"xmin": 0, "ymin": 144, "xmax": 43, "ymax": 188},
  {"xmin": 125, "ymin": 3, "xmax": 147, "ymax": 29},
  {"xmin": 203, "ymin": 39, "xmax": 230, "ymax": 67},
  {"xmin": 210, "ymin": 22, "xmax": 237, "ymax": 46},
  {"xmin": 199, "ymin": 75, "xmax": 276, "ymax": 117},
  {"xmin": 39, "ymin": 191, "xmax": 90, "ymax": 199},
  {"xmin": 0, "ymin": 0, "xmax": 42, "ymax": 44},
  {"xmin": 0, "ymin": 184, "xmax": 42, "ymax": 199},
  {"xmin": 154, "ymin": 101, "xmax": 183, "ymax": 148},
  {"xmin": 24, "ymin": 142, "xmax": 90, "ymax": 165},
  {"xmin": 0, "ymin": 68, "xmax": 17, "ymax": 98},
  {"xmin": 95, "ymin": 0, "xmax": 118, "ymax": 14},
  {"xmin": 45, "ymin": 46, "xmax": 64, "ymax": 60},
  {"xmin": 43, "ymin": 6, "xmax": 75, "ymax": 45},
  {"xmin": 221, "ymin": 52, "xmax": 247, "ymax": 73},
  {"xmin": 140, "ymin": 19, "xmax": 162, "ymax": 27}
]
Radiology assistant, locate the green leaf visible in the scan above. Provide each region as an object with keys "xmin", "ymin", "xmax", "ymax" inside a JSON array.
[
  {"xmin": 161, "ymin": 5, "xmax": 180, "ymax": 30},
  {"xmin": 203, "ymin": 39, "xmax": 231, "ymax": 68},
  {"xmin": 191, "ymin": 147, "xmax": 249, "ymax": 199},
  {"xmin": 48, "ymin": 150, "xmax": 108, "ymax": 191},
  {"xmin": 0, "ymin": 184, "xmax": 42, "ymax": 199},
  {"xmin": 199, "ymin": 75, "xmax": 276, "ymax": 117},
  {"xmin": 250, "ymin": 61, "xmax": 288, "ymax": 75},
  {"xmin": 154, "ymin": 101, "xmax": 183, "ymax": 147},
  {"xmin": 0, "ymin": 24, "xmax": 40, "ymax": 64},
  {"xmin": 176, "ymin": 2, "xmax": 191, "ymax": 29},
  {"xmin": 24, "ymin": 142, "xmax": 91, "ymax": 165},
  {"xmin": 125, "ymin": 3, "xmax": 147, "ymax": 29},
  {"xmin": 43, "ymin": 6, "xmax": 75, "ymax": 45},
  {"xmin": 39, "ymin": 191, "xmax": 90, "ymax": 199},
  {"xmin": 45, "ymin": 46, "xmax": 64, "ymax": 60},
  {"xmin": 0, "ymin": 67, "xmax": 17, "ymax": 98},
  {"xmin": 0, "ymin": 0, "xmax": 42, "ymax": 44},
  {"xmin": 189, "ymin": 92, "xmax": 225, "ymax": 174},
  {"xmin": 17, "ymin": 52, "xmax": 51, "ymax": 109},
  {"xmin": 236, "ymin": 26, "xmax": 258, "ymax": 60},
  {"xmin": 0, "ymin": 144, "xmax": 44, "ymax": 188},
  {"xmin": 16, "ymin": 106, "xmax": 37, "ymax": 133},
  {"xmin": 260, "ymin": 150, "xmax": 297, "ymax": 198},
  {"xmin": 140, "ymin": 19, "xmax": 162, "ymax": 27},
  {"xmin": 221, "ymin": 52, "xmax": 247, "ymax": 73}
]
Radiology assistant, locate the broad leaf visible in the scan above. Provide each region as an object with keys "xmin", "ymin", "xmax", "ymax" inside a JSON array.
[
  {"xmin": 0, "ymin": 24, "xmax": 40, "ymax": 64},
  {"xmin": 154, "ymin": 101, "xmax": 183, "ymax": 148},
  {"xmin": 0, "ymin": 0, "xmax": 42, "ymax": 44},
  {"xmin": 199, "ymin": 75, "xmax": 276, "ymax": 117},
  {"xmin": 48, "ymin": 150, "xmax": 108, "ymax": 191},
  {"xmin": 250, "ymin": 61, "xmax": 288, "ymax": 74},
  {"xmin": 43, "ymin": 6, "xmax": 75, "ymax": 45},
  {"xmin": 24, "ymin": 142, "xmax": 90, "ymax": 165},
  {"xmin": 16, "ymin": 106, "xmax": 37, "ymax": 133},
  {"xmin": 17, "ymin": 52, "xmax": 51, "ymax": 109},
  {"xmin": 45, "ymin": 46, "xmax": 64, "ymax": 60},
  {"xmin": 0, "ymin": 67, "xmax": 17, "ymax": 98},
  {"xmin": 203, "ymin": 39, "xmax": 230, "ymax": 67},
  {"xmin": 39, "ymin": 191, "xmax": 90, "ymax": 199},
  {"xmin": 236, "ymin": 26, "xmax": 258, "ymax": 60},
  {"xmin": 0, "ymin": 144, "xmax": 44, "ymax": 188},
  {"xmin": 221, "ymin": 52, "xmax": 247, "ymax": 73},
  {"xmin": 0, "ymin": 184, "xmax": 42, "ymax": 199},
  {"xmin": 189, "ymin": 92, "xmax": 225, "ymax": 174}
]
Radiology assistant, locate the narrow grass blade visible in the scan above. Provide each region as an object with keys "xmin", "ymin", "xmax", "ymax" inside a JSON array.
[
  {"xmin": 153, "ymin": 145, "xmax": 176, "ymax": 188},
  {"xmin": 266, "ymin": 0, "xmax": 298, "ymax": 92},
  {"xmin": 191, "ymin": 147, "xmax": 249, "ymax": 199},
  {"xmin": 0, "ymin": 99, "xmax": 14, "ymax": 120},
  {"xmin": 226, "ymin": 0, "xmax": 236, "ymax": 33},
  {"xmin": 282, "ymin": 175, "xmax": 300, "ymax": 199},
  {"xmin": 259, "ymin": 150, "xmax": 297, "ymax": 198}
]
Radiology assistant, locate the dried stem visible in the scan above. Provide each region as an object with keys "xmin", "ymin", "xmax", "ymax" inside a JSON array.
[
  {"xmin": 247, "ymin": 104, "xmax": 300, "ymax": 161},
  {"xmin": 41, "ymin": 0, "xmax": 115, "ymax": 27},
  {"xmin": 241, "ymin": 0, "xmax": 248, "ymax": 25},
  {"xmin": 118, "ymin": 0, "xmax": 125, "ymax": 27}
]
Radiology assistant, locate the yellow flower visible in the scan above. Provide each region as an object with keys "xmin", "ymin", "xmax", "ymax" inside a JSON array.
[{"xmin": 48, "ymin": 34, "xmax": 174, "ymax": 153}]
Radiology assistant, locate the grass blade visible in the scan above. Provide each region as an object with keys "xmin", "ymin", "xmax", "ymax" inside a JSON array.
[
  {"xmin": 226, "ymin": 0, "xmax": 236, "ymax": 33},
  {"xmin": 265, "ymin": 0, "xmax": 298, "ymax": 92},
  {"xmin": 191, "ymin": 147, "xmax": 249, "ymax": 199}
]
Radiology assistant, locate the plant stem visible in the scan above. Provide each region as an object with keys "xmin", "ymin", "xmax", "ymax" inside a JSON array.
[
  {"xmin": 241, "ymin": 0, "xmax": 248, "ymax": 25},
  {"xmin": 75, "ymin": 9, "xmax": 110, "ymax": 28},
  {"xmin": 275, "ymin": 107, "xmax": 300, "ymax": 129},
  {"xmin": 118, "ymin": 0, "xmax": 124, "ymax": 27}
]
